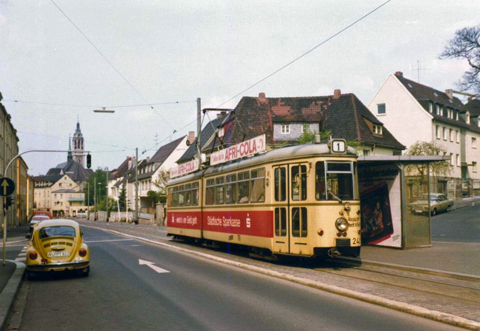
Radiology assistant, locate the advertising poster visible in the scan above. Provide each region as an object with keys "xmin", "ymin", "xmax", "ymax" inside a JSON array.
[{"xmin": 358, "ymin": 165, "xmax": 401, "ymax": 248}]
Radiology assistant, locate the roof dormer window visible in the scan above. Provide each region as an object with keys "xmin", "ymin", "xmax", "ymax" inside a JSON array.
[
  {"xmin": 373, "ymin": 124, "xmax": 383, "ymax": 135},
  {"xmin": 466, "ymin": 112, "xmax": 471, "ymax": 124}
]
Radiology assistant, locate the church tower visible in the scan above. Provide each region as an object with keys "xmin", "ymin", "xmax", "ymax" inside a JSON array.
[{"xmin": 72, "ymin": 120, "xmax": 85, "ymax": 167}]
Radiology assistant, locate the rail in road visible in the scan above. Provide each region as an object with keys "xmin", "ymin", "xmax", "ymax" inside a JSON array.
[{"xmin": 320, "ymin": 259, "xmax": 480, "ymax": 304}]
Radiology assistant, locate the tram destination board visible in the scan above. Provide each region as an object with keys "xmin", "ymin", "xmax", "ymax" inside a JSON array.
[{"xmin": 0, "ymin": 177, "xmax": 15, "ymax": 197}]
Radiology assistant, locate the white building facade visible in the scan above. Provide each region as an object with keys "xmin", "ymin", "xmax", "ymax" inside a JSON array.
[{"xmin": 368, "ymin": 71, "xmax": 480, "ymax": 196}]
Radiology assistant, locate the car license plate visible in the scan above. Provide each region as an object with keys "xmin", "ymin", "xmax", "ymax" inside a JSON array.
[
  {"xmin": 415, "ymin": 210, "xmax": 423, "ymax": 214},
  {"xmin": 47, "ymin": 251, "xmax": 70, "ymax": 257}
]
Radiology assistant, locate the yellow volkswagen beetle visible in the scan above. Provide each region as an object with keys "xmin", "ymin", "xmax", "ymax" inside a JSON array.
[{"xmin": 26, "ymin": 219, "xmax": 90, "ymax": 278}]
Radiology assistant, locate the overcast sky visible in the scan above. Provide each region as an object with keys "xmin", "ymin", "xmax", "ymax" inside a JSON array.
[{"xmin": 0, "ymin": 0, "xmax": 479, "ymax": 176}]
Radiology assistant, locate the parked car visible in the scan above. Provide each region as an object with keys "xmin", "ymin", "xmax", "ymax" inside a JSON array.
[
  {"xmin": 408, "ymin": 193, "xmax": 454, "ymax": 216},
  {"xmin": 25, "ymin": 219, "xmax": 90, "ymax": 278}
]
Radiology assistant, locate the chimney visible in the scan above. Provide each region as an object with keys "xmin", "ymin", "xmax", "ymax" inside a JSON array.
[
  {"xmin": 445, "ymin": 89, "xmax": 453, "ymax": 100},
  {"xmin": 188, "ymin": 131, "xmax": 195, "ymax": 144},
  {"xmin": 395, "ymin": 71, "xmax": 403, "ymax": 77},
  {"xmin": 333, "ymin": 89, "xmax": 341, "ymax": 100},
  {"xmin": 259, "ymin": 92, "xmax": 266, "ymax": 100},
  {"xmin": 146, "ymin": 156, "xmax": 151, "ymax": 163}
]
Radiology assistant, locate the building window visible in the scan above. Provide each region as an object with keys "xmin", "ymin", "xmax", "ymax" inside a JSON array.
[
  {"xmin": 377, "ymin": 104, "xmax": 386, "ymax": 115},
  {"xmin": 443, "ymin": 127, "xmax": 447, "ymax": 140},
  {"xmin": 281, "ymin": 125, "xmax": 290, "ymax": 134},
  {"xmin": 473, "ymin": 137, "xmax": 477, "ymax": 149},
  {"xmin": 466, "ymin": 112, "xmax": 471, "ymax": 124},
  {"xmin": 363, "ymin": 150, "xmax": 371, "ymax": 156},
  {"xmin": 474, "ymin": 162, "xmax": 478, "ymax": 173},
  {"xmin": 373, "ymin": 125, "xmax": 383, "ymax": 135},
  {"xmin": 456, "ymin": 154, "xmax": 460, "ymax": 167},
  {"xmin": 429, "ymin": 102, "xmax": 433, "ymax": 113},
  {"xmin": 435, "ymin": 105, "xmax": 439, "ymax": 115},
  {"xmin": 436, "ymin": 125, "xmax": 440, "ymax": 139},
  {"xmin": 450, "ymin": 153, "xmax": 453, "ymax": 165},
  {"xmin": 450, "ymin": 129, "xmax": 453, "ymax": 142},
  {"xmin": 456, "ymin": 130, "xmax": 460, "ymax": 143}
]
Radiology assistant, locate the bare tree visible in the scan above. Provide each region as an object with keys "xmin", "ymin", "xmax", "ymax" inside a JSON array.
[
  {"xmin": 405, "ymin": 141, "xmax": 452, "ymax": 180},
  {"xmin": 440, "ymin": 26, "xmax": 480, "ymax": 93}
]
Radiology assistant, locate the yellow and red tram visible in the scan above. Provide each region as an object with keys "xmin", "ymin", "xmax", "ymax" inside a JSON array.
[{"xmin": 166, "ymin": 140, "xmax": 361, "ymax": 259}]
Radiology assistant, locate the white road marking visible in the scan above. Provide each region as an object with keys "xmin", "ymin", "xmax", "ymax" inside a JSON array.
[
  {"xmin": 15, "ymin": 257, "xmax": 25, "ymax": 262},
  {"xmin": 18, "ymin": 253, "xmax": 26, "ymax": 257},
  {"xmin": 85, "ymin": 239, "xmax": 136, "ymax": 243},
  {"xmin": 130, "ymin": 245, "xmax": 142, "ymax": 247},
  {"xmin": 139, "ymin": 259, "xmax": 170, "ymax": 274}
]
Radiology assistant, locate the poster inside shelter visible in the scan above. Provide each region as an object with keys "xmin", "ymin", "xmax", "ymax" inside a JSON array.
[{"xmin": 358, "ymin": 165, "xmax": 401, "ymax": 247}]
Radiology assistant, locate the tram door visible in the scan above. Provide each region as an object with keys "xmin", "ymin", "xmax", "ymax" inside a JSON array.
[
  {"xmin": 272, "ymin": 166, "xmax": 289, "ymax": 254},
  {"xmin": 272, "ymin": 164, "xmax": 309, "ymax": 255},
  {"xmin": 289, "ymin": 164, "xmax": 309, "ymax": 255}
]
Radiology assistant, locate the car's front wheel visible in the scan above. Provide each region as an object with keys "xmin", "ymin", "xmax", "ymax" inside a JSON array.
[{"xmin": 431, "ymin": 208, "xmax": 437, "ymax": 216}]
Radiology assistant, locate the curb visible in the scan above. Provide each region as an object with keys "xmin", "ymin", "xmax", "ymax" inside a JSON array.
[
  {"xmin": 0, "ymin": 260, "xmax": 25, "ymax": 331},
  {"xmin": 337, "ymin": 256, "xmax": 480, "ymax": 282},
  {"xmin": 83, "ymin": 224, "xmax": 480, "ymax": 331}
]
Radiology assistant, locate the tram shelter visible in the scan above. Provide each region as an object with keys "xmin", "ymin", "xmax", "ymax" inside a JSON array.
[{"xmin": 357, "ymin": 155, "xmax": 448, "ymax": 249}]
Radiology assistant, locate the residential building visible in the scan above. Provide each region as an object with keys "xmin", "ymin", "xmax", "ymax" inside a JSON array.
[
  {"xmin": 368, "ymin": 71, "xmax": 480, "ymax": 196},
  {"xmin": 0, "ymin": 93, "xmax": 21, "ymax": 229},
  {"xmin": 33, "ymin": 121, "xmax": 92, "ymax": 216},
  {"xmin": 123, "ymin": 135, "xmax": 191, "ymax": 213},
  {"xmin": 177, "ymin": 91, "xmax": 404, "ymax": 166}
]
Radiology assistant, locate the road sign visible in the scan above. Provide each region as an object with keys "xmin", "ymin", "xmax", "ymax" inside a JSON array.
[{"xmin": 0, "ymin": 177, "xmax": 15, "ymax": 197}]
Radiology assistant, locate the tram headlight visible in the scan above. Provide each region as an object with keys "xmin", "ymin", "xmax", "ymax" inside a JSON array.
[{"xmin": 335, "ymin": 218, "xmax": 349, "ymax": 232}]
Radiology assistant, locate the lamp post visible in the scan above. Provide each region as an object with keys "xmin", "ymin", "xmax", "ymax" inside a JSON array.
[{"xmin": 105, "ymin": 167, "xmax": 109, "ymax": 221}]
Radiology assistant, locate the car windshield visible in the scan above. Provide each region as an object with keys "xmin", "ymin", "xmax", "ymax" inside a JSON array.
[
  {"xmin": 420, "ymin": 194, "xmax": 437, "ymax": 201},
  {"xmin": 38, "ymin": 226, "xmax": 76, "ymax": 239}
]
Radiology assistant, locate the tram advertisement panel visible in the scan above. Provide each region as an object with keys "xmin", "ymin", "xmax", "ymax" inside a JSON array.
[
  {"xmin": 358, "ymin": 165, "xmax": 401, "ymax": 248},
  {"xmin": 203, "ymin": 211, "xmax": 273, "ymax": 237}
]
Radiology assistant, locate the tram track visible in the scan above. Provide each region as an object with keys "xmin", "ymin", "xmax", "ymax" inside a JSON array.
[{"xmin": 317, "ymin": 258, "xmax": 480, "ymax": 304}]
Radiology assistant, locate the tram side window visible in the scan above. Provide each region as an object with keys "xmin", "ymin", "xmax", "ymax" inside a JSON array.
[
  {"xmin": 225, "ymin": 174, "xmax": 237, "ymax": 204},
  {"xmin": 192, "ymin": 182, "xmax": 199, "ymax": 206},
  {"xmin": 206, "ymin": 179, "xmax": 215, "ymax": 205},
  {"xmin": 172, "ymin": 187, "xmax": 179, "ymax": 207},
  {"xmin": 215, "ymin": 177, "xmax": 225, "ymax": 204},
  {"xmin": 167, "ymin": 187, "xmax": 173, "ymax": 207},
  {"xmin": 178, "ymin": 185, "xmax": 185, "ymax": 206},
  {"xmin": 315, "ymin": 162, "xmax": 327, "ymax": 200},
  {"xmin": 275, "ymin": 208, "xmax": 287, "ymax": 236},
  {"xmin": 184, "ymin": 184, "xmax": 192, "ymax": 206},
  {"xmin": 291, "ymin": 165, "xmax": 307, "ymax": 201},
  {"xmin": 237, "ymin": 171, "xmax": 250, "ymax": 203},
  {"xmin": 250, "ymin": 168, "xmax": 265, "ymax": 203},
  {"xmin": 292, "ymin": 207, "xmax": 307, "ymax": 237},
  {"xmin": 274, "ymin": 167, "xmax": 286, "ymax": 202}
]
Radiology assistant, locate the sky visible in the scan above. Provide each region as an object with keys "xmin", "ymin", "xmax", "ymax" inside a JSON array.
[{"xmin": 0, "ymin": 0, "xmax": 479, "ymax": 176}]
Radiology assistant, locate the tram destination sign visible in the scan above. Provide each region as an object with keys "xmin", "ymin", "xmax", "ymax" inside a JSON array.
[{"xmin": 210, "ymin": 134, "xmax": 266, "ymax": 166}]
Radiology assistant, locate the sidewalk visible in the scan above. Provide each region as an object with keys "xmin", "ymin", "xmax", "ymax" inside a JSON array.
[{"xmin": 0, "ymin": 225, "xmax": 28, "ymax": 331}]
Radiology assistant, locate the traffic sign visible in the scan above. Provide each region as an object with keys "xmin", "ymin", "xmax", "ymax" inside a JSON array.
[{"xmin": 0, "ymin": 177, "xmax": 15, "ymax": 197}]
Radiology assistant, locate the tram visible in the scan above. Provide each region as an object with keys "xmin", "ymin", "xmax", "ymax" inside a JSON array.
[{"xmin": 166, "ymin": 139, "xmax": 361, "ymax": 259}]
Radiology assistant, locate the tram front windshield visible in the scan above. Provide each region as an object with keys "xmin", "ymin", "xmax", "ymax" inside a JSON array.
[{"xmin": 316, "ymin": 161, "xmax": 356, "ymax": 201}]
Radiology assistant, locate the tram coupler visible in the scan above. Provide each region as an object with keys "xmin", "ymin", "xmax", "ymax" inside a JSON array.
[{"xmin": 328, "ymin": 248, "xmax": 342, "ymax": 258}]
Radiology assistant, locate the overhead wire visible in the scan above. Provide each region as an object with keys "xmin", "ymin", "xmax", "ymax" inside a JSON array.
[
  {"xmin": 3, "ymin": 99, "xmax": 196, "ymax": 109},
  {"xmin": 216, "ymin": 0, "xmax": 393, "ymax": 107},
  {"xmin": 50, "ymin": 0, "xmax": 177, "ymax": 132}
]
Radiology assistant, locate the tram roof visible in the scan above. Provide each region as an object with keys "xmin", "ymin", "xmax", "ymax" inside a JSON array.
[
  {"xmin": 358, "ymin": 155, "xmax": 449, "ymax": 165},
  {"xmin": 169, "ymin": 143, "xmax": 357, "ymax": 185}
]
